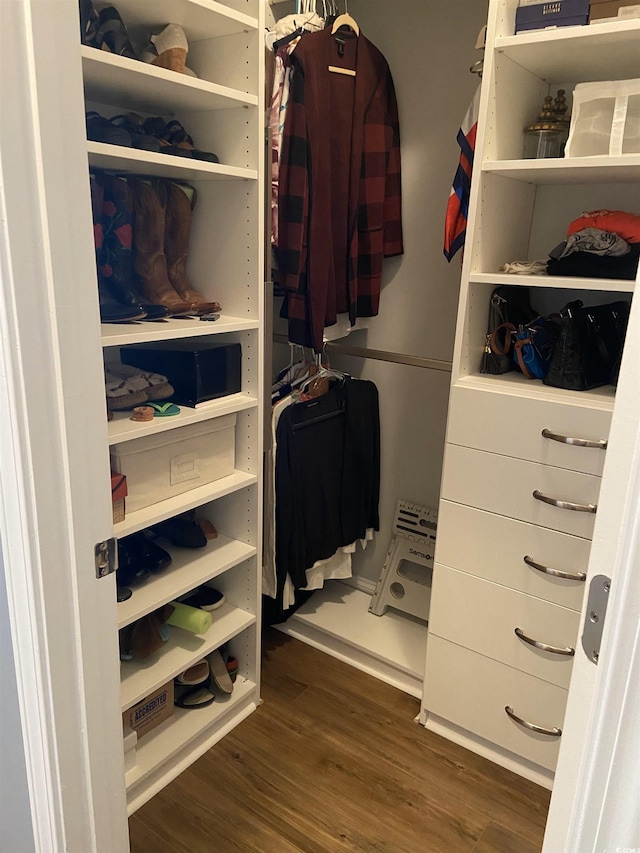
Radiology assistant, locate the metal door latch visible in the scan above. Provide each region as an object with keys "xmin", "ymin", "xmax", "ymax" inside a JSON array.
[
  {"xmin": 95, "ymin": 538, "xmax": 117, "ymax": 579},
  {"xmin": 581, "ymin": 575, "xmax": 611, "ymax": 664}
]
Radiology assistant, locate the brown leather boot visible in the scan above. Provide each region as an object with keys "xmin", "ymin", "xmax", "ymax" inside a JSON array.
[
  {"xmin": 129, "ymin": 178, "xmax": 194, "ymax": 316},
  {"xmin": 164, "ymin": 181, "xmax": 221, "ymax": 315}
]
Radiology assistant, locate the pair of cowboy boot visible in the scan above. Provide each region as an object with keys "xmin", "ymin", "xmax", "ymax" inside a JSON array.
[{"xmin": 129, "ymin": 177, "xmax": 220, "ymax": 317}]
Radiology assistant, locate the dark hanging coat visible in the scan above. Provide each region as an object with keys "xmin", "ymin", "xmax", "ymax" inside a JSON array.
[{"xmin": 277, "ymin": 27, "xmax": 403, "ymax": 352}]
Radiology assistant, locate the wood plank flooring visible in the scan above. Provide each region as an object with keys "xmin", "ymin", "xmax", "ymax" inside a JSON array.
[{"xmin": 130, "ymin": 629, "xmax": 550, "ymax": 852}]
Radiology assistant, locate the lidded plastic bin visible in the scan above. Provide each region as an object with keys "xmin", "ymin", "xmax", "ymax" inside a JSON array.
[{"xmin": 565, "ymin": 79, "xmax": 640, "ymax": 157}]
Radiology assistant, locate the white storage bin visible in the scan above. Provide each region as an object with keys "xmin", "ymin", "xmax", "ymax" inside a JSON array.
[
  {"xmin": 565, "ymin": 79, "xmax": 640, "ymax": 157},
  {"xmin": 111, "ymin": 415, "xmax": 236, "ymax": 513}
]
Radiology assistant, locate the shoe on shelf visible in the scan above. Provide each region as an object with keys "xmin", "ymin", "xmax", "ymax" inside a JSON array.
[
  {"xmin": 95, "ymin": 172, "xmax": 171, "ymax": 320},
  {"xmin": 108, "ymin": 113, "xmax": 162, "ymax": 153},
  {"xmin": 151, "ymin": 511, "xmax": 208, "ymax": 548},
  {"xmin": 207, "ymin": 649, "xmax": 234, "ymax": 695},
  {"xmin": 175, "ymin": 659, "xmax": 209, "ymax": 686},
  {"xmin": 141, "ymin": 117, "xmax": 219, "ymax": 162},
  {"xmin": 181, "ymin": 586, "xmax": 225, "ymax": 611},
  {"xmin": 128, "ymin": 178, "xmax": 196, "ymax": 316},
  {"xmin": 107, "ymin": 363, "xmax": 174, "ymax": 403},
  {"xmin": 174, "ymin": 682, "xmax": 216, "ymax": 708},
  {"xmin": 141, "ymin": 24, "xmax": 191, "ymax": 75},
  {"xmin": 93, "ymin": 6, "xmax": 138, "ymax": 60},
  {"xmin": 86, "ymin": 111, "xmax": 132, "ymax": 147},
  {"xmin": 164, "ymin": 120, "xmax": 219, "ymax": 163},
  {"xmin": 79, "ymin": 0, "xmax": 100, "ymax": 47},
  {"xmin": 125, "ymin": 530, "xmax": 173, "ymax": 574},
  {"xmin": 164, "ymin": 182, "xmax": 222, "ymax": 315}
]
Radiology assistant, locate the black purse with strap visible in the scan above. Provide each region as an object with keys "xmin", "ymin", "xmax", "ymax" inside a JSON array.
[{"xmin": 543, "ymin": 300, "xmax": 630, "ymax": 391}]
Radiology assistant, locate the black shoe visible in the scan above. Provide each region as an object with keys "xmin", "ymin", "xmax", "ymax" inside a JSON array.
[
  {"xmin": 119, "ymin": 532, "xmax": 172, "ymax": 581},
  {"xmin": 94, "ymin": 6, "xmax": 138, "ymax": 60},
  {"xmin": 117, "ymin": 537, "xmax": 151, "ymax": 587},
  {"xmin": 152, "ymin": 513, "xmax": 207, "ymax": 548}
]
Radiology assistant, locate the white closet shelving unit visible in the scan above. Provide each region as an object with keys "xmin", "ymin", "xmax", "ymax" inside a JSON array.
[
  {"xmin": 82, "ymin": 0, "xmax": 264, "ymax": 814},
  {"xmin": 421, "ymin": 1, "xmax": 639, "ymax": 789}
]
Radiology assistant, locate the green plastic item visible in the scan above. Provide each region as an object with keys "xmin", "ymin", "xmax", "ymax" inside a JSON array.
[{"xmin": 149, "ymin": 402, "xmax": 180, "ymax": 417}]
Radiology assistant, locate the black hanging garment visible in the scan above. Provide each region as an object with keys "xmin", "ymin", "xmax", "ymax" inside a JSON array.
[{"xmin": 270, "ymin": 377, "xmax": 380, "ymax": 617}]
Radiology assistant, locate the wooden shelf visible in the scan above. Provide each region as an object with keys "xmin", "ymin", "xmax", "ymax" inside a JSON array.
[
  {"xmin": 108, "ymin": 394, "xmax": 257, "ymax": 446},
  {"xmin": 456, "ymin": 373, "xmax": 616, "ymax": 412},
  {"xmin": 82, "ymin": 48, "xmax": 257, "ymax": 114},
  {"xmin": 117, "ymin": 534, "xmax": 256, "ymax": 629},
  {"xmin": 110, "ymin": 0, "xmax": 258, "ymax": 43},
  {"xmin": 113, "ymin": 470, "xmax": 257, "ymax": 538},
  {"xmin": 125, "ymin": 678, "xmax": 258, "ymax": 813},
  {"xmin": 469, "ymin": 273, "xmax": 636, "ymax": 294},
  {"xmin": 120, "ymin": 602, "xmax": 255, "ymax": 710},
  {"xmin": 87, "ymin": 141, "xmax": 257, "ymax": 181},
  {"xmin": 482, "ymin": 157, "xmax": 640, "ymax": 185},
  {"xmin": 495, "ymin": 20, "xmax": 640, "ymax": 82},
  {"xmin": 101, "ymin": 315, "xmax": 259, "ymax": 347}
]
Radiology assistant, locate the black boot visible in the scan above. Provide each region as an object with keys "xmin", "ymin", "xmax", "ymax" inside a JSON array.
[{"xmin": 90, "ymin": 173, "xmax": 146, "ymax": 323}]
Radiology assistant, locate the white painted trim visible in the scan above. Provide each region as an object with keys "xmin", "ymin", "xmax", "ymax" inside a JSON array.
[{"xmin": 544, "ymin": 289, "xmax": 640, "ymax": 852}]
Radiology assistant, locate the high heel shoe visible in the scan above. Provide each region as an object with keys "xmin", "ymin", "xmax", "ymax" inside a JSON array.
[
  {"xmin": 142, "ymin": 117, "xmax": 219, "ymax": 163},
  {"xmin": 142, "ymin": 24, "xmax": 189, "ymax": 74},
  {"xmin": 94, "ymin": 6, "xmax": 138, "ymax": 60}
]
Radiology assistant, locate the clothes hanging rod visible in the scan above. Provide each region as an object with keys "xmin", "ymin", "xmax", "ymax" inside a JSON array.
[{"xmin": 272, "ymin": 334, "xmax": 453, "ymax": 373}]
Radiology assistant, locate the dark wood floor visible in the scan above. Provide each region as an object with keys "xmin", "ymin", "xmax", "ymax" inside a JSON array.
[{"xmin": 130, "ymin": 629, "xmax": 550, "ymax": 852}]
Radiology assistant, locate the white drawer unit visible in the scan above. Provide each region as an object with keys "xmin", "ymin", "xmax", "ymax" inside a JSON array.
[
  {"xmin": 425, "ymin": 636, "xmax": 567, "ymax": 772},
  {"xmin": 447, "ymin": 385, "xmax": 611, "ymax": 476},
  {"xmin": 442, "ymin": 444, "xmax": 601, "ymax": 539},
  {"xmin": 429, "ymin": 564, "xmax": 580, "ymax": 689},
  {"xmin": 436, "ymin": 501, "xmax": 588, "ymax": 611}
]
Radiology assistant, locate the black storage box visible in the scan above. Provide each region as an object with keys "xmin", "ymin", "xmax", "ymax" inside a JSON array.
[
  {"xmin": 515, "ymin": 0, "xmax": 589, "ymax": 32},
  {"xmin": 120, "ymin": 340, "xmax": 241, "ymax": 408}
]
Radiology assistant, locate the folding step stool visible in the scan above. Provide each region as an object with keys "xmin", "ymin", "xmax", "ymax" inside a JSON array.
[{"xmin": 369, "ymin": 500, "xmax": 437, "ymax": 620}]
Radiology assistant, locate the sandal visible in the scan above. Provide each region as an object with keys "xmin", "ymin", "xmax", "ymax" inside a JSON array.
[
  {"xmin": 86, "ymin": 111, "xmax": 132, "ymax": 147},
  {"xmin": 165, "ymin": 120, "xmax": 219, "ymax": 163},
  {"xmin": 94, "ymin": 6, "xmax": 137, "ymax": 60},
  {"xmin": 109, "ymin": 114, "xmax": 162, "ymax": 152},
  {"xmin": 142, "ymin": 117, "xmax": 193, "ymax": 158}
]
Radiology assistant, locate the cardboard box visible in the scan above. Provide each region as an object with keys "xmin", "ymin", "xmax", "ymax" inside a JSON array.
[
  {"xmin": 120, "ymin": 340, "xmax": 242, "ymax": 408},
  {"xmin": 122, "ymin": 681, "xmax": 174, "ymax": 740},
  {"xmin": 111, "ymin": 473, "xmax": 127, "ymax": 524},
  {"xmin": 589, "ymin": 1, "xmax": 639, "ymax": 19},
  {"xmin": 516, "ymin": 0, "xmax": 590, "ymax": 31},
  {"xmin": 110, "ymin": 414, "xmax": 236, "ymax": 513}
]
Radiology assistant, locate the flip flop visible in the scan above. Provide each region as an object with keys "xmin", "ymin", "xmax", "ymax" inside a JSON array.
[{"xmin": 148, "ymin": 402, "xmax": 180, "ymax": 416}]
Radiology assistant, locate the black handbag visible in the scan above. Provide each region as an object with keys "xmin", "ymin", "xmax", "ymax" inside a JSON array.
[
  {"xmin": 480, "ymin": 286, "xmax": 538, "ymax": 375},
  {"xmin": 543, "ymin": 300, "xmax": 630, "ymax": 391}
]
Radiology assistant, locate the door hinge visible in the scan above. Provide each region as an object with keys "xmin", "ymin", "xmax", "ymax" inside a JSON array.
[
  {"xmin": 581, "ymin": 574, "xmax": 610, "ymax": 664},
  {"xmin": 95, "ymin": 538, "xmax": 117, "ymax": 579}
]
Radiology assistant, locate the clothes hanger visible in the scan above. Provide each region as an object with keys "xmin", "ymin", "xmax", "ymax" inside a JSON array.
[{"xmin": 330, "ymin": 0, "xmax": 359, "ymax": 36}]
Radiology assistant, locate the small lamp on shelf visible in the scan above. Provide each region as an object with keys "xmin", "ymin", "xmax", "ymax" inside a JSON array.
[{"xmin": 523, "ymin": 93, "xmax": 568, "ymax": 160}]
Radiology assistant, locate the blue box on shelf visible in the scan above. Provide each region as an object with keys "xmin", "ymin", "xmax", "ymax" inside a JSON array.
[{"xmin": 515, "ymin": 0, "xmax": 590, "ymax": 32}]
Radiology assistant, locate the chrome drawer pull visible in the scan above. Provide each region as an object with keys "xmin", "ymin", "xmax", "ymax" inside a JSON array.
[
  {"xmin": 541, "ymin": 429, "xmax": 607, "ymax": 450},
  {"xmin": 505, "ymin": 706, "xmax": 562, "ymax": 737},
  {"xmin": 523, "ymin": 555, "xmax": 586, "ymax": 582},
  {"xmin": 533, "ymin": 490, "xmax": 597, "ymax": 513},
  {"xmin": 515, "ymin": 627, "xmax": 575, "ymax": 656}
]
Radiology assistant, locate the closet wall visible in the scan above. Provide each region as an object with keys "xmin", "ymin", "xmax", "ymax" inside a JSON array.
[{"xmin": 271, "ymin": 0, "xmax": 489, "ymax": 585}]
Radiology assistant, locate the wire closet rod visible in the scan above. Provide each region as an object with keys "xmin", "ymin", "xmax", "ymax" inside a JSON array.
[{"xmin": 272, "ymin": 334, "xmax": 453, "ymax": 373}]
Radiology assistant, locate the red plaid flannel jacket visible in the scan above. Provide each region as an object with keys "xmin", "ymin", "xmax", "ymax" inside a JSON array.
[{"xmin": 278, "ymin": 28, "xmax": 403, "ymax": 352}]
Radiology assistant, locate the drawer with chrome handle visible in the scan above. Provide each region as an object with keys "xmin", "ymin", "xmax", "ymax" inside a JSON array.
[
  {"xmin": 424, "ymin": 635, "xmax": 567, "ymax": 772},
  {"xmin": 436, "ymin": 501, "xmax": 588, "ymax": 610},
  {"xmin": 505, "ymin": 706, "xmax": 562, "ymax": 738},
  {"xmin": 447, "ymin": 385, "xmax": 611, "ymax": 476},
  {"xmin": 532, "ymin": 489, "xmax": 597, "ymax": 514},
  {"xmin": 514, "ymin": 627, "xmax": 575, "ymax": 657},
  {"xmin": 429, "ymin": 563, "xmax": 580, "ymax": 688},
  {"xmin": 442, "ymin": 444, "xmax": 600, "ymax": 538}
]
